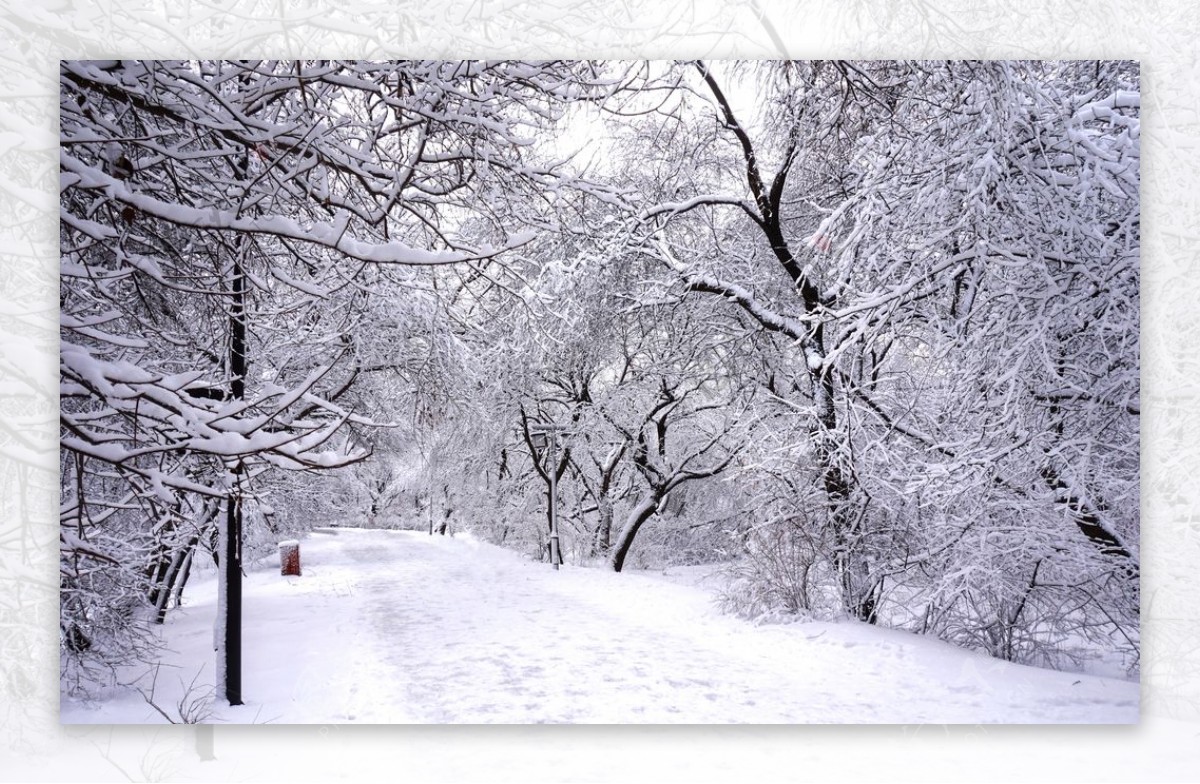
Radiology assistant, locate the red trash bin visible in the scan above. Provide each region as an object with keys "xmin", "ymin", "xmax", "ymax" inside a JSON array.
[{"xmin": 279, "ymin": 540, "xmax": 301, "ymax": 576}]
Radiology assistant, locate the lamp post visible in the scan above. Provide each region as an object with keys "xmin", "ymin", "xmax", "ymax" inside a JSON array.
[{"xmin": 529, "ymin": 423, "xmax": 568, "ymax": 569}]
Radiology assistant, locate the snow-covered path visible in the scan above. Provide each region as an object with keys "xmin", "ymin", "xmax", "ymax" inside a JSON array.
[{"xmin": 62, "ymin": 528, "xmax": 1138, "ymax": 724}]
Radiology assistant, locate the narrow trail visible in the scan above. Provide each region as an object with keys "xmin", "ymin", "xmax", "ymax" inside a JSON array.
[{"xmin": 210, "ymin": 528, "xmax": 1137, "ymax": 724}]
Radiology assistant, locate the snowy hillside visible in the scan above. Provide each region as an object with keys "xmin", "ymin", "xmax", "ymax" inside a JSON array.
[{"xmin": 61, "ymin": 528, "xmax": 1138, "ymax": 724}]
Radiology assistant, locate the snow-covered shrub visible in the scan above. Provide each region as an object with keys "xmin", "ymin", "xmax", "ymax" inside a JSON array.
[
  {"xmin": 59, "ymin": 508, "xmax": 178, "ymax": 695},
  {"xmin": 917, "ymin": 545, "xmax": 1139, "ymax": 673},
  {"xmin": 717, "ymin": 520, "xmax": 842, "ymax": 623}
]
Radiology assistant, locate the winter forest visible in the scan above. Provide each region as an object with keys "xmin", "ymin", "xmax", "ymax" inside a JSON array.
[{"xmin": 59, "ymin": 60, "xmax": 1141, "ymax": 722}]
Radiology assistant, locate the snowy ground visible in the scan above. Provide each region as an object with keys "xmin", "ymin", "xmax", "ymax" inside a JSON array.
[{"xmin": 61, "ymin": 527, "xmax": 1138, "ymax": 724}]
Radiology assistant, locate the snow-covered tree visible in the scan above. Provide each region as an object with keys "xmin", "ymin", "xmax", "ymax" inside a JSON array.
[{"xmin": 629, "ymin": 60, "xmax": 1138, "ymax": 662}]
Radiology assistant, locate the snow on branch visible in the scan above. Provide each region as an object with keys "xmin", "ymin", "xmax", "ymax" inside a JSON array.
[
  {"xmin": 682, "ymin": 274, "xmax": 807, "ymax": 342},
  {"xmin": 60, "ymin": 151, "xmax": 537, "ymax": 266}
]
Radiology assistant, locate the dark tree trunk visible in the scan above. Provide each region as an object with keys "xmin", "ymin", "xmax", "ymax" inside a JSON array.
[
  {"xmin": 695, "ymin": 62, "xmax": 875, "ymax": 622},
  {"xmin": 222, "ymin": 489, "xmax": 243, "ymax": 705},
  {"xmin": 222, "ymin": 207, "xmax": 248, "ymax": 706},
  {"xmin": 609, "ymin": 494, "xmax": 661, "ymax": 573},
  {"xmin": 172, "ymin": 542, "xmax": 197, "ymax": 611},
  {"xmin": 152, "ymin": 539, "xmax": 190, "ymax": 624}
]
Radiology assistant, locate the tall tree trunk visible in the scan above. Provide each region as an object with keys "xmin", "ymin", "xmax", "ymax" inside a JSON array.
[
  {"xmin": 221, "ymin": 212, "xmax": 248, "ymax": 707},
  {"xmin": 695, "ymin": 62, "xmax": 875, "ymax": 622}
]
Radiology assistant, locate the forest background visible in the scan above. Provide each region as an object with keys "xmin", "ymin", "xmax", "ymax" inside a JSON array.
[
  {"xmin": 57, "ymin": 57, "xmax": 1141, "ymax": 694},
  {"xmin": 3, "ymin": 1, "xmax": 1200, "ymax": 783}
]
